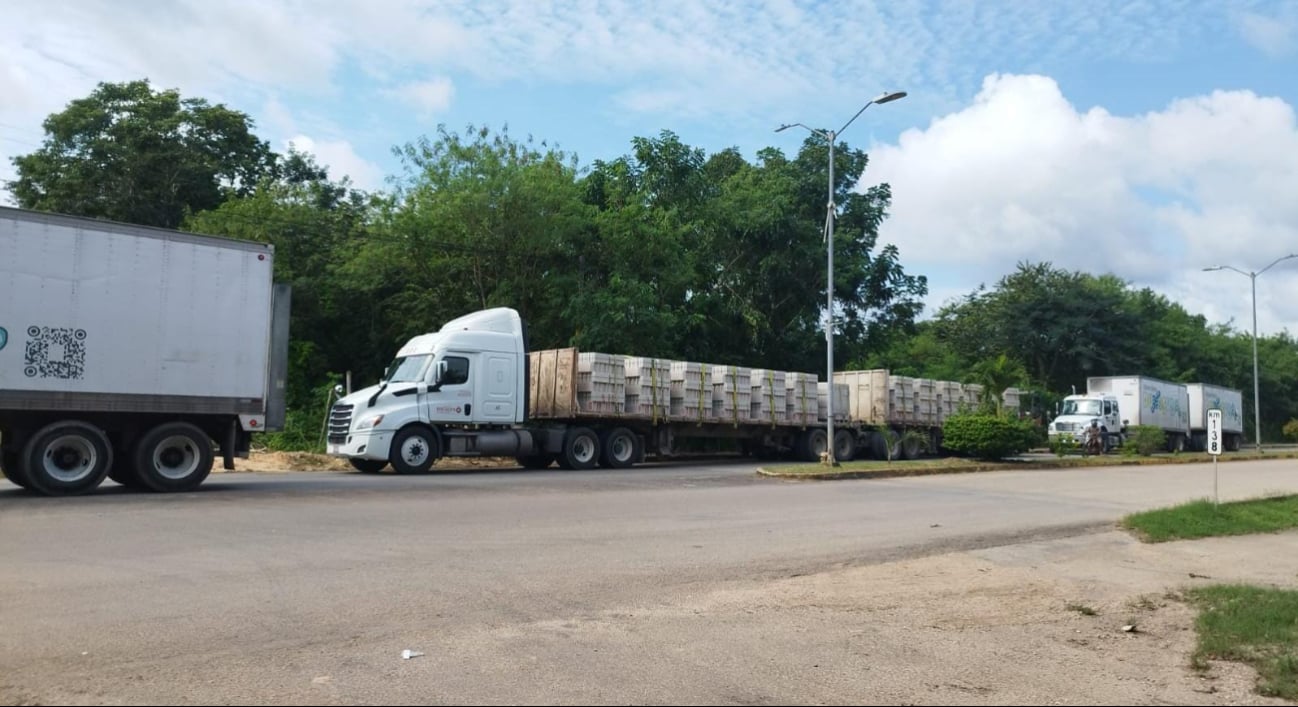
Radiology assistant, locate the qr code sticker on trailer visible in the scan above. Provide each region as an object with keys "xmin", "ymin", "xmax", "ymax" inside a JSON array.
[{"xmin": 24, "ymin": 326, "xmax": 87, "ymax": 380}]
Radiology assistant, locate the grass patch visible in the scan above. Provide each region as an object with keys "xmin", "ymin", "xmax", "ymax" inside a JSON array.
[
  {"xmin": 759, "ymin": 450, "xmax": 1298, "ymax": 480},
  {"xmin": 1186, "ymin": 585, "xmax": 1298, "ymax": 700},
  {"xmin": 1066, "ymin": 602, "xmax": 1098, "ymax": 616},
  {"xmin": 1120, "ymin": 495, "xmax": 1298, "ymax": 543}
]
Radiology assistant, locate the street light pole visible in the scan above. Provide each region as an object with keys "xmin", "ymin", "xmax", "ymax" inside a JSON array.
[
  {"xmin": 1204, "ymin": 253, "xmax": 1298, "ymax": 452},
  {"xmin": 777, "ymin": 91, "xmax": 906, "ymax": 465}
]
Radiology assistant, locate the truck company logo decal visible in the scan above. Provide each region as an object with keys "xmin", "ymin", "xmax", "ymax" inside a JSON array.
[
  {"xmin": 0, "ymin": 326, "xmax": 6, "ymax": 351},
  {"xmin": 24, "ymin": 326, "xmax": 88, "ymax": 380}
]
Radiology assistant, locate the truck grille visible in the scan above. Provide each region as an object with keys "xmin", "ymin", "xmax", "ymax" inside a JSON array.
[
  {"xmin": 1055, "ymin": 422, "xmax": 1077, "ymax": 432},
  {"xmin": 328, "ymin": 404, "xmax": 354, "ymax": 444}
]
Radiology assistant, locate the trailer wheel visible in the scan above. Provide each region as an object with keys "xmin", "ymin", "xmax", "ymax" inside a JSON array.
[
  {"xmin": 390, "ymin": 426, "xmax": 441, "ymax": 475},
  {"xmin": 348, "ymin": 459, "xmax": 388, "ymax": 474},
  {"xmin": 600, "ymin": 427, "xmax": 639, "ymax": 469},
  {"xmin": 832, "ymin": 430, "xmax": 856, "ymax": 462},
  {"xmin": 799, "ymin": 429, "xmax": 828, "ymax": 462},
  {"xmin": 1169, "ymin": 433, "xmax": 1186, "ymax": 453},
  {"xmin": 516, "ymin": 454, "xmax": 555, "ymax": 470},
  {"xmin": 1227, "ymin": 434, "xmax": 1241, "ymax": 452},
  {"xmin": 23, "ymin": 421, "xmax": 113, "ymax": 496},
  {"xmin": 133, "ymin": 422, "xmax": 214, "ymax": 492},
  {"xmin": 2, "ymin": 446, "xmax": 33, "ymax": 490},
  {"xmin": 559, "ymin": 427, "xmax": 600, "ymax": 470},
  {"xmin": 898, "ymin": 435, "xmax": 923, "ymax": 460}
]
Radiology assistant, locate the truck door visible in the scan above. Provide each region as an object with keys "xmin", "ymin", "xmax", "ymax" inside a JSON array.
[
  {"xmin": 477, "ymin": 353, "xmax": 516, "ymax": 422},
  {"xmin": 425, "ymin": 353, "xmax": 474, "ymax": 422}
]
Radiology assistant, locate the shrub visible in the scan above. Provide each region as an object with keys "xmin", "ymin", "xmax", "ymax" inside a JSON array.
[
  {"xmin": 942, "ymin": 413, "xmax": 1037, "ymax": 460},
  {"xmin": 1284, "ymin": 418, "xmax": 1298, "ymax": 443},
  {"xmin": 1050, "ymin": 433, "xmax": 1079, "ymax": 457},
  {"xmin": 1128, "ymin": 425, "xmax": 1166, "ymax": 456}
]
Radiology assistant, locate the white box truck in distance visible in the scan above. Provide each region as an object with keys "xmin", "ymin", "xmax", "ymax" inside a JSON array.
[
  {"xmin": 1187, "ymin": 383, "xmax": 1244, "ymax": 452},
  {"xmin": 1048, "ymin": 375, "xmax": 1191, "ymax": 452},
  {"xmin": 0, "ymin": 207, "xmax": 291, "ymax": 495}
]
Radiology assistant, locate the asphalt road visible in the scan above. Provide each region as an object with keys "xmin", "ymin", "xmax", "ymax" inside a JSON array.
[{"xmin": 1, "ymin": 458, "xmax": 1296, "ymax": 705}]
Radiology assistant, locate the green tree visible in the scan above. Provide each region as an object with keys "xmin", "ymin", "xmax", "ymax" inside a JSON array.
[
  {"xmin": 8, "ymin": 79, "xmax": 273, "ymax": 228},
  {"xmin": 185, "ymin": 150, "xmax": 379, "ymax": 416}
]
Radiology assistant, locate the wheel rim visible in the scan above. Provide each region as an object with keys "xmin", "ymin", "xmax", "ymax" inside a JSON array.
[
  {"xmin": 402, "ymin": 436, "xmax": 430, "ymax": 467},
  {"xmin": 573, "ymin": 435, "xmax": 596, "ymax": 464},
  {"xmin": 152, "ymin": 435, "xmax": 201, "ymax": 480},
  {"xmin": 810, "ymin": 432, "xmax": 827, "ymax": 456},
  {"xmin": 41, "ymin": 434, "xmax": 98, "ymax": 483},
  {"xmin": 835, "ymin": 434, "xmax": 852, "ymax": 457},
  {"xmin": 610, "ymin": 434, "xmax": 634, "ymax": 463}
]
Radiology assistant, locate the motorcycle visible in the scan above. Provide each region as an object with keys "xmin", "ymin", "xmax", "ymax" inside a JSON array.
[{"xmin": 1082, "ymin": 426, "xmax": 1105, "ymax": 456}]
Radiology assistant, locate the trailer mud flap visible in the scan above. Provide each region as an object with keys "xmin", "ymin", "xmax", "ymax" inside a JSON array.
[{"xmin": 223, "ymin": 419, "xmax": 237, "ymax": 470}]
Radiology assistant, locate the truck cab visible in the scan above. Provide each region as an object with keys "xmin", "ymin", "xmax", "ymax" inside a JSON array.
[
  {"xmin": 1048, "ymin": 393, "xmax": 1123, "ymax": 446},
  {"xmin": 326, "ymin": 308, "xmax": 534, "ymax": 472}
]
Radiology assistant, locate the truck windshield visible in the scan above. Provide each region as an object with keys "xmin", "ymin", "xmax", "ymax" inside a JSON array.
[
  {"xmin": 385, "ymin": 355, "xmax": 431, "ymax": 383},
  {"xmin": 1062, "ymin": 399, "xmax": 1102, "ymax": 416}
]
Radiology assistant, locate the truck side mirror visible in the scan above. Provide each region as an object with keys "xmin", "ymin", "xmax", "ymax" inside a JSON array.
[
  {"xmin": 334, "ymin": 384, "xmax": 345, "ymax": 397},
  {"xmin": 436, "ymin": 360, "xmax": 448, "ymax": 384}
]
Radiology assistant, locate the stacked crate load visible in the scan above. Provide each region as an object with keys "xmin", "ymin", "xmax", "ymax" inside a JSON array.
[
  {"xmin": 935, "ymin": 381, "xmax": 962, "ymax": 422},
  {"xmin": 1002, "ymin": 387, "xmax": 1022, "ymax": 414},
  {"xmin": 785, "ymin": 372, "xmax": 819, "ymax": 426},
  {"xmin": 915, "ymin": 378, "xmax": 937, "ymax": 425},
  {"xmin": 749, "ymin": 369, "xmax": 788, "ymax": 426},
  {"xmin": 817, "ymin": 382, "xmax": 851, "ymax": 422},
  {"xmin": 624, "ymin": 356, "xmax": 671, "ymax": 421},
  {"xmin": 832, "ymin": 370, "xmax": 889, "ymax": 425},
  {"xmin": 576, "ymin": 352, "xmax": 625, "ymax": 415},
  {"xmin": 712, "ymin": 365, "xmax": 752, "ymax": 425},
  {"xmin": 670, "ymin": 361, "xmax": 712, "ymax": 423},
  {"xmin": 890, "ymin": 376, "xmax": 916, "ymax": 423}
]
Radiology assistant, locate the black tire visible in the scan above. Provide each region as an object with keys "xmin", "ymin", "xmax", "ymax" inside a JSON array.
[
  {"xmin": 560, "ymin": 427, "xmax": 600, "ymax": 470},
  {"xmin": 1170, "ymin": 433, "xmax": 1186, "ymax": 453},
  {"xmin": 899, "ymin": 435, "xmax": 922, "ymax": 461},
  {"xmin": 349, "ymin": 458, "xmax": 388, "ymax": 474},
  {"xmin": 389, "ymin": 426, "xmax": 440, "ymax": 475},
  {"xmin": 2, "ymin": 446, "xmax": 33, "ymax": 490},
  {"xmin": 23, "ymin": 421, "xmax": 112, "ymax": 496},
  {"xmin": 600, "ymin": 427, "xmax": 639, "ymax": 469},
  {"xmin": 832, "ymin": 430, "xmax": 856, "ymax": 462},
  {"xmin": 799, "ymin": 428, "xmax": 828, "ymax": 462},
  {"xmin": 133, "ymin": 422, "xmax": 214, "ymax": 492},
  {"xmin": 516, "ymin": 454, "xmax": 554, "ymax": 470}
]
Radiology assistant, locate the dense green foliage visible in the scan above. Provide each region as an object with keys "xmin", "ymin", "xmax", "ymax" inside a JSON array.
[
  {"xmin": 1127, "ymin": 425, "xmax": 1168, "ymax": 456},
  {"xmin": 940, "ymin": 413, "xmax": 1038, "ymax": 460},
  {"xmin": 9, "ymin": 80, "xmax": 1298, "ymax": 450}
]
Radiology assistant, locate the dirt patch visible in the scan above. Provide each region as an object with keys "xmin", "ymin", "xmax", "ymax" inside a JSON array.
[
  {"xmin": 216, "ymin": 449, "xmax": 521, "ymax": 473},
  {"xmin": 460, "ymin": 530, "xmax": 1298, "ymax": 705}
]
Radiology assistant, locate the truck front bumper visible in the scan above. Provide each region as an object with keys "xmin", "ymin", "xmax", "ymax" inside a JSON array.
[{"xmin": 327, "ymin": 430, "xmax": 393, "ymax": 461}]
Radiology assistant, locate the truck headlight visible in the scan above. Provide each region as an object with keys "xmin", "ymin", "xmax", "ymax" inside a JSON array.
[{"xmin": 356, "ymin": 414, "xmax": 385, "ymax": 430}]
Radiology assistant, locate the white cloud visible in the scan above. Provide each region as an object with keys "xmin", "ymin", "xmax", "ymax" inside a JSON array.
[
  {"xmin": 1234, "ymin": 7, "xmax": 1298, "ymax": 57},
  {"xmin": 867, "ymin": 74, "xmax": 1298, "ymax": 336},
  {"xmin": 385, "ymin": 78, "xmax": 456, "ymax": 117},
  {"xmin": 285, "ymin": 135, "xmax": 385, "ymax": 192}
]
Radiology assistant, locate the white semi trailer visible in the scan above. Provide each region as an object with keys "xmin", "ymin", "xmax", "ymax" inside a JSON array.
[{"xmin": 0, "ymin": 207, "xmax": 291, "ymax": 495}]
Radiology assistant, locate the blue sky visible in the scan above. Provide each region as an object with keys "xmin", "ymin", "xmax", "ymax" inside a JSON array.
[{"xmin": 3, "ymin": 0, "xmax": 1297, "ymax": 338}]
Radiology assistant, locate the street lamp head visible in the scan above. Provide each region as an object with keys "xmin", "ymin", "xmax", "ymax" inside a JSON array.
[
  {"xmin": 1203, "ymin": 266, "xmax": 1223, "ymax": 272},
  {"xmin": 774, "ymin": 124, "xmax": 792, "ymax": 133},
  {"xmin": 873, "ymin": 91, "xmax": 907, "ymax": 105}
]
